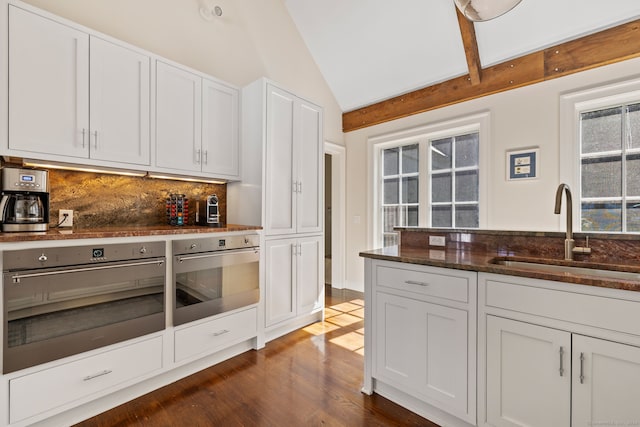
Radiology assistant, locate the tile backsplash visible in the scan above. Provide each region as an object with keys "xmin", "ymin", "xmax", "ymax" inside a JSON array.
[{"xmin": 48, "ymin": 170, "xmax": 226, "ymax": 228}]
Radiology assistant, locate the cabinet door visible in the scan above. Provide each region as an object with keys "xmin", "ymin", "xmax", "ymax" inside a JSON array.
[
  {"xmin": 486, "ymin": 316, "xmax": 571, "ymax": 427},
  {"xmin": 375, "ymin": 292, "xmax": 469, "ymax": 415},
  {"xmin": 295, "ymin": 99, "xmax": 323, "ymax": 234},
  {"xmin": 89, "ymin": 37, "xmax": 150, "ymax": 165},
  {"xmin": 572, "ymin": 335, "xmax": 640, "ymax": 427},
  {"xmin": 265, "ymin": 238, "xmax": 296, "ymax": 327},
  {"xmin": 297, "ymin": 235, "xmax": 323, "ymax": 315},
  {"xmin": 8, "ymin": 6, "xmax": 89, "ymax": 158},
  {"xmin": 265, "ymin": 85, "xmax": 296, "ymax": 235},
  {"xmin": 201, "ymin": 79, "xmax": 239, "ymax": 178},
  {"xmin": 156, "ymin": 61, "xmax": 202, "ymax": 173}
]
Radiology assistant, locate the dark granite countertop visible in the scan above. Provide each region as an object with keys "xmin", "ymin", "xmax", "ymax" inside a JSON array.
[
  {"xmin": 0, "ymin": 224, "xmax": 262, "ymax": 242},
  {"xmin": 360, "ymin": 245, "xmax": 640, "ymax": 293}
]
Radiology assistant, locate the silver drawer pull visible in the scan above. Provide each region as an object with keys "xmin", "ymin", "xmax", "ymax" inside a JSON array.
[
  {"xmin": 580, "ymin": 352, "xmax": 586, "ymax": 384},
  {"xmin": 212, "ymin": 329, "xmax": 230, "ymax": 337},
  {"xmin": 83, "ymin": 369, "xmax": 113, "ymax": 381},
  {"xmin": 559, "ymin": 346, "xmax": 565, "ymax": 376},
  {"xmin": 405, "ymin": 280, "xmax": 430, "ymax": 287}
]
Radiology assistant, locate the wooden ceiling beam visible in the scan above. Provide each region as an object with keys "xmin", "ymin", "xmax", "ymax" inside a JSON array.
[
  {"xmin": 455, "ymin": 8, "xmax": 482, "ymax": 85},
  {"xmin": 343, "ymin": 18, "xmax": 640, "ymax": 133}
]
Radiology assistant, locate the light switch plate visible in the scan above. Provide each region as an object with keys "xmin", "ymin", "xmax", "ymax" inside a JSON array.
[{"xmin": 429, "ymin": 235, "xmax": 446, "ymax": 246}]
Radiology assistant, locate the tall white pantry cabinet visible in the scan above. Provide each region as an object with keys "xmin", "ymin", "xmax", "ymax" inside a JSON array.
[{"xmin": 229, "ymin": 79, "xmax": 324, "ymax": 341}]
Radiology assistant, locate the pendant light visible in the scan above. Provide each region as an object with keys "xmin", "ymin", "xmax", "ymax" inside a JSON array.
[{"xmin": 454, "ymin": 0, "xmax": 522, "ymax": 22}]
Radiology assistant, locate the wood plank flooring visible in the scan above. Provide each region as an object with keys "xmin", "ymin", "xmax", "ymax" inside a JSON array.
[{"xmin": 75, "ymin": 288, "xmax": 438, "ymax": 426}]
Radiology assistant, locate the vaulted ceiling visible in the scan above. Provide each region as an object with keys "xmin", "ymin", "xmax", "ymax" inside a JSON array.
[{"xmin": 284, "ymin": 0, "xmax": 640, "ymax": 130}]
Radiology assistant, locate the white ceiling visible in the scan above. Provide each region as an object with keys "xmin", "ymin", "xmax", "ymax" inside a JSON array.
[{"xmin": 284, "ymin": 0, "xmax": 640, "ymax": 112}]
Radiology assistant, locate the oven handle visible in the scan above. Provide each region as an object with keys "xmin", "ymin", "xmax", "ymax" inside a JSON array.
[
  {"xmin": 177, "ymin": 249, "xmax": 259, "ymax": 263},
  {"xmin": 11, "ymin": 259, "xmax": 165, "ymax": 283}
]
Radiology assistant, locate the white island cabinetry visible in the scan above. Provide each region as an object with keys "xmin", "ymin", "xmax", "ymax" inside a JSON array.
[
  {"xmin": 479, "ymin": 272, "xmax": 640, "ymax": 427},
  {"xmin": 363, "ymin": 258, "xmax": 477, "ymax": 426}
]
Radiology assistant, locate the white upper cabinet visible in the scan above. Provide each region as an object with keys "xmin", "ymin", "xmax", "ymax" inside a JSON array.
[
  {"xmin": 9, "ymin": 5, "xmax": 89, "ymax": 158},
  {"xmin": 202, "ymin": 79, "xmax": 239, "ymax": 177},
  {"xmin": 8, "ymin": 5, "xmax": 151, "ymax": 166},
  {"xmin": 89, "ymin": 37, "xmax": 150, "ymax": 165},
  {"xmin": 155, "ymin": 60, "xmax": 240, "ymax": 180},
  {"xmin": 156, "ymin": 61, "xmax": 202, "ymax": 173},
  {"xmin": 264, "ymin": 84, "xmax": 323, "ymax": 236}
]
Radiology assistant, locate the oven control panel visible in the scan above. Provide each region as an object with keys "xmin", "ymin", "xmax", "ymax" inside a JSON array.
[{"xmin": 173, "ymin": 233, "xmax": 259, "ymax": 255}]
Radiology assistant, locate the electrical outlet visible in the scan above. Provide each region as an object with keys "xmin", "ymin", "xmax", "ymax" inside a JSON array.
[
  {"xmin": 59, "ymin": 209, "xmax": 73, "ymax": 227},
  {"xmin": 429, "ymin": 235, "xmax": 446, "ymax": 247}
]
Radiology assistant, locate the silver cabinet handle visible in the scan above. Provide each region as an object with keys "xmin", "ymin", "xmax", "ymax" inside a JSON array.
[
  {"xmin": 82, "ymin": 128, "xmax": 87, "ymax": 148},
  {"xmin": 405, "ymin": 280, "xmax": 430, "ymax": 287},
  {"xmin": 92, "ymin": 130, "xmax": 98, "ymax": 149},
  {"xmin": 83, "ymin": 369, "xmax": 112, "ymax": 381},
  {"xmin": 580, "ymin": 352, "xmax": 585, "ymax": 384},
  {"xmin": 196, "ymin": 149, "xmax": 201, "ymax": 164},
  {"xmin": 11, "ymin": 259, "xmax": 165, "ymax": 283},
  {"xmin": 298, "ymin": 181, "xmax": 302, "ymax": 193},
  {"xmin": 212, "ymin": 329, "xmax": 230, "ymax": 337},
  {"xmin": 559, "ymin": 346, "xmax": 565, "ymax": 376},
  {"xmin": 203, "ymin": 150, "xmax": 208, "ymax": 165}
]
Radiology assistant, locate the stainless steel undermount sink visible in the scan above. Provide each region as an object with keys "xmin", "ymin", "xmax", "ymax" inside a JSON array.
[{"xmin": 489, "ymin": 258, "xmax": 640, "ymax": 281}]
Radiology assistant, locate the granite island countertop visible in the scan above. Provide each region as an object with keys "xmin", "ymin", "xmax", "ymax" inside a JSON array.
[
  {"xmin": 0, "ymin": 224, "xmax": 262, "ymax": 243},
  {"xmin": 361, "ymin": 228, "xmax": 640, "ymax": 293}
]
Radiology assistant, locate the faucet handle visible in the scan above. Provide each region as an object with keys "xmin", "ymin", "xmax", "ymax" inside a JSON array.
[{"xmin": 573, "ymin": 236, "xmax": 592, "ymax": 255}]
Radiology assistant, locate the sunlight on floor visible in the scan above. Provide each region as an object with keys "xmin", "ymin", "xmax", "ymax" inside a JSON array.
[{"xmin": 303, "ymin": 297, "xmax": 365, "ymax": 355}]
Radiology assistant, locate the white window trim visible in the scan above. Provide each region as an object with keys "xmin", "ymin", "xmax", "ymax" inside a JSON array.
[
  {"xmin": 368, "ymin": 111, "xmax": 490, "ymax": 247},
  {"xmin": 559, "ymin": 76, "xmax": 640, "ymax": 232}
]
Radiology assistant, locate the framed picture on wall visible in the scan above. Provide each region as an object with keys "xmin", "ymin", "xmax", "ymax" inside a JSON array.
[{"xmin": 506, "ymin": 148, "xmax": 539, "ymax": 180}]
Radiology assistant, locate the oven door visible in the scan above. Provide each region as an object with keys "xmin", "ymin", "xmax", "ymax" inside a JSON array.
[
  {"xmin": 173, "ymin": 248, "xmax": 259, "ymax": 326},
  {"xmin": 3, "ymin": 258, "xmax": 166, "ymax": 374}
]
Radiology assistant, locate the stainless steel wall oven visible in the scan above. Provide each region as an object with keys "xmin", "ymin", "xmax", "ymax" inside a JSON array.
[
  {"xmin": 173, "ymin": 234, "xmax": 259, "ymax": 326},
  {"xmin": 3, "ymin": 241, "xmax": 166, "ymax": 374}
]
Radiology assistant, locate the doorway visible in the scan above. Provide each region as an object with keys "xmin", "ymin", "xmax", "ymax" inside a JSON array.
[{"xmin": 324, "ymin": 142, "xmax": 346, "ymax": 290}]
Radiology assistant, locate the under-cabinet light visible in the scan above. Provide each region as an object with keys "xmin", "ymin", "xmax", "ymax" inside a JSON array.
[
  {"xmin": 22, "ymin": 159, "xmax": 147, "ymax": 177},
  {"xmin": 146, "ymin": 172, "xmax": 226, "ymax": 184}
]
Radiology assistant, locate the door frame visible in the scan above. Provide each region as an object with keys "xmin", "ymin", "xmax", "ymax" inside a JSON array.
[{"xmin": 324, "ymin": 141, "xmax": 346, "ymax": 289}]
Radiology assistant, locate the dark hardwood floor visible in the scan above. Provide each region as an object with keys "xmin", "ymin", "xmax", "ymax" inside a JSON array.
[{"xmin": 75, "ymin": 288, "xmax": 437, "ymax": 426}]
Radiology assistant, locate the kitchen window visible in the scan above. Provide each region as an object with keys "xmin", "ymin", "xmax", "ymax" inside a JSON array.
[
  {"xmin": 560, "ymin": 78, "xmax": 640, "ymax": 233},
  {"xmin": 371, "ymin": 112, "xmax": 489, "ymax": 247}
]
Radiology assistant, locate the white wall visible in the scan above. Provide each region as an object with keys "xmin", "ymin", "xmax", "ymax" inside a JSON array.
[
  {"xmin": 21, "ymin": 0, "xmax": 344, "ymax": 144},
  {"xmin": 343, "ymin": 57, "xmax": 640, "ymax": 291}
]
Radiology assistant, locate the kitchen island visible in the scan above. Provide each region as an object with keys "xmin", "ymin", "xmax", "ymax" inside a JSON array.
[{"xmin": 360, "ymin": 228, "xmax": 640, "ymax": 427}]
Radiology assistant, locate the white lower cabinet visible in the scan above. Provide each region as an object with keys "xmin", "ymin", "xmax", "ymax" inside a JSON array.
[
  {"xmin": 9, "ymin": 335, "xmax": 163, "ymax": 424},
  {"xmin": 480, "ymin": 273, "xmax": 640, "ymax": 427},
  {"xmin": 375, "ymin": 292, "xmax": 468, "ymax": 415},
  {"xmin": 485, "ymin": 316, "xmax": 571, "ymax": 426},
  {"xmin": 364, "ymin": 259, "xmax": 476, "ymax": 425},
  {"xmin": 264, "ymin": 235, "xmax": 323, "ymax": 334},
  {"xmin": 174, "ymin": 307, "xmax": 257, "ymax": 363}
]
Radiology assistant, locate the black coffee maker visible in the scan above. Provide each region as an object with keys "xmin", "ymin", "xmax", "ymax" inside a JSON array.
[{"xmin": 0, "ymin": 167, "xmax": 50, "ymax": 232}]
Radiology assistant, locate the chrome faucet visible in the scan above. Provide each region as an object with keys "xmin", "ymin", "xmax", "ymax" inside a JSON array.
[{"xmin": 554, "ymin": 183, "xmax": 590, "ymax": 260}]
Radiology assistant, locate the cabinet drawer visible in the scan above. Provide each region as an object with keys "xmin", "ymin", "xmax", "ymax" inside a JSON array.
[
  {"xmin": 483, "ymin": 274, "xmax": 640, "ymax": 337},
  {"xmin": 375, "ymin": 262, "xmax": 472, "ymax": 303},
  {"xmin": 174, "ymin": 307, "xmax": 257, "ymax": 362},
  {"xmin": 9, "ymin": 335, "xmax": 162, "ymax": 424}
]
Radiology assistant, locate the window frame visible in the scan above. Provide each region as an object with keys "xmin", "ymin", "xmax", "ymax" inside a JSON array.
[
  {"xmin": 560, "ymin": 77, "xmax": 640, "ymax": 233},
  {"xmin": 368, "ymin": 112, "xmax": 490, "ymax": 247}
]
